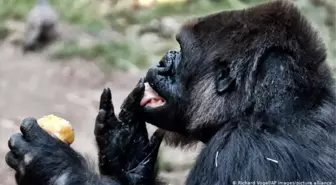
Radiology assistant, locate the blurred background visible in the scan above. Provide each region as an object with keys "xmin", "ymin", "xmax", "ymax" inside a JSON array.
[{"xmin": 0, "ymin": 0, "xmax": 335, "ymax": 184}]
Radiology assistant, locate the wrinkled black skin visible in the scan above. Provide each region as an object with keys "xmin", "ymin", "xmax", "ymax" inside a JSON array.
[
  {"xmin": 145, "ymin": 50, "xmax": 222, "ymax": 143},
  {"xmin": 95, "ymin": 79, "xmax": 164, "ymax": 185},
  {"xmin": 5, "ymin": 79, "xmax": 164, "ymax": 185},
  {"xmin": 143, "ymin": 0, "xmax": 336, "ymax": 184}
]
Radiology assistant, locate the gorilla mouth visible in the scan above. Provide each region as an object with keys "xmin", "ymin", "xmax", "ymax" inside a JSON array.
[{"xmin": 140, "ymin": 83, "xmax": 166, "ymax": 107}]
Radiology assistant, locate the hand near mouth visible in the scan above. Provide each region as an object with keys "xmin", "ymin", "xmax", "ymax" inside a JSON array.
[{"xmin": 94, "ymin": 78, "xmax": 165, "ymax": 184}]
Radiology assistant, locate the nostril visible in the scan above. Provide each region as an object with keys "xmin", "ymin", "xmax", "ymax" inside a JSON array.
[
  {"xmin": 158, "ymin": 60, "xmax": 173, "ymax": 75},
  {"xmin": 167, "ymin": 50, "xmax": 177, "ymax": 58}
]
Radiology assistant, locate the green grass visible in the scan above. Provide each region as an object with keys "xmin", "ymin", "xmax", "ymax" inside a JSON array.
[
  {"xmin": 0, "ymin": 0, "xmax": 280, "ymax": 70},
  {"xmin": 0, "ymin": 0, "xmax": 104, "ymax": 26},
  {"xmin": 52, "ymin": 39, "xmax": 148, "ymax": 70},
  {"xmin": 45, "ymin": 0, "xmax": 243, "ymax": 70},
  {"xmin": 106, "ymin": 0, "xmax": 245, "ymax": 27},
  {"xmin": 0, "ymin": 0, "xmax": 334, "ymax": 71}
]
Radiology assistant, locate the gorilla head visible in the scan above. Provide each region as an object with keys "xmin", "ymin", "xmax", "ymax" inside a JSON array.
[{"xmin": 141, "ymin": 0, "xmax": 335, "ymax": 146}]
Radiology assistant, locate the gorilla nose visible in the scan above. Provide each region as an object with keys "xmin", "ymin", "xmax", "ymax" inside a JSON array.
[{"xmin": 157, "ymin": 50, "xmax": 179, "ymax": 74}]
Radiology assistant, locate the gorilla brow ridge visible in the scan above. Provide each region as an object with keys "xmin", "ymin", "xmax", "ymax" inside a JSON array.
[{"xmin": 185, "ymin": 0, "xmax": 329, "ymax": 133}]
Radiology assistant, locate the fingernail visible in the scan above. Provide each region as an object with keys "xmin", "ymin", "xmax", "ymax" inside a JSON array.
[
  {"xmin": 20, "ymin": 117, "xmax": 37, "ymax": 133},
  {"xmin": 138, "ymin": 78, "xmax": 144, "ymax": 84}
]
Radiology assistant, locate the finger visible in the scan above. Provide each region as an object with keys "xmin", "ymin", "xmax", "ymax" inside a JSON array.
[
  {"xmin": 95, "ymin": 109, "xmax": 119, "ymax": 135},
  {"xmin": 129, "ymin": 127, "xmax": 163, "ymax": 161},
  {"xmin": 98, "ymin": 88, "xmax": 118, "ymax": 124},
  {"xmin": 8, "ymin": 133, "xmax": 30, "ymax": 156},
  {"xmin": 96, "ymin": 109, "xmax": 107, "ymax": 124},
  {"xmin": 119, "ymin": 78, "xmax": 145, "ymax": 123},
  {"xmin": 95, "ymin": 110, "xmax": 120, "ymax": 136},
  {"xmin": 99, "ymin": 88, "xmax": 114, "ymax": 114},
  {"xmin": 94, "ymin": 109, "xmax": 107, "ymax": 136},
  {"xmin": 20, "ymin": 117, "xmax": 51, "ymax": 142},
  {"xmin": 147, "ymin": 129, "xmax": 165, "ymax": 152},
  {"xmin": 5, "ymin": 152, "xmax": 20, "ymax": 171},
  {"xmin": 142, "ymin": 129, "xmax": 165, "ymax": 163},
  {"xmin": 133, "ymin": 120, "xmax": 148, "ymax": 138},
  {"xmin": 121, "ymin": 78, "xmax": 145, "ymax": 111},
  {"xmin": 127, "ymin": 129, "xmax": 164, "ymax": 181}
]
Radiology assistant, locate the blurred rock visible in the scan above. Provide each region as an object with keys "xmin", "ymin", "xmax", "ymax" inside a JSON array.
[{"xmin": 22, "ymin": 0, "xmax": 60, "ymax": 52}]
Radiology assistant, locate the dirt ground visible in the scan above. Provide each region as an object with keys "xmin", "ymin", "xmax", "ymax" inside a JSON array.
[{"xmin": 0, "ymin": 41, "xmax": 199, "ymax": 185}]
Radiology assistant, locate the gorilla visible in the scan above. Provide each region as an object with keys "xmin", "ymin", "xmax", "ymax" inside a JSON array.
[
  {"xmin": 5, "ymin": 0, "xmax": 336, "ymax": 185},
  {"xmin": 5, "ymin": 80, "xmax": 164, "ymax": 185}
]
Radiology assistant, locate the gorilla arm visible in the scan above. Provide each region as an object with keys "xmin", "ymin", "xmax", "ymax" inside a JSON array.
[
  {"xmin": 6, "ymin": 118, "xmax": 118, "ymax": 185},
  {"xmin": 5, "ymin": 79, "xmax": 164, "ymax": 185},
  {"xmin": 94, "ymin": 80, "xmax": 164, "ymax": 185},
  {"xmin": 5, "ymin": 117, "xmax": 163, "ymax": 185}
]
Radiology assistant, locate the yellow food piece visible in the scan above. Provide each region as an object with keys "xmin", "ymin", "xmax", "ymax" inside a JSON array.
[{"xmin": 37, "ymin": 114, "xmax": 75, "ymax": 144}]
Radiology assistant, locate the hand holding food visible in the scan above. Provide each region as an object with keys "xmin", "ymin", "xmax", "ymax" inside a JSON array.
[{"xmin": 37, "ymin": 114, "xmax": 75, "ymax": 144}]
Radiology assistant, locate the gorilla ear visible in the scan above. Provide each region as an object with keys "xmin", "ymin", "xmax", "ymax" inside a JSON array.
[{"xmin": 215, "ymin": 66, "xmax": 235, "ymax": 94}]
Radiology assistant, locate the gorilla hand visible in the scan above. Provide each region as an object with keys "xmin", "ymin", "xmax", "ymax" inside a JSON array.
[
  {"xmin": 95, "ymin": 78, "xmax": 164, "ymax": 185},
  {"xmin": 5, "ymin": 118, "xmax": 88, "ymax": 185}
]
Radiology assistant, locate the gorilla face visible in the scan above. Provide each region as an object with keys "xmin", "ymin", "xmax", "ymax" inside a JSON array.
[
  {"xmin": 142, "ymin": 27, "xmax": 233, "ymax": 138},
  {"xmin": 142, "ymin": 49, "xmax": 186, "ymax": 132},
  {"xmin": 141, "ymin": 0, "xmax": 330, "ymax": 144}
]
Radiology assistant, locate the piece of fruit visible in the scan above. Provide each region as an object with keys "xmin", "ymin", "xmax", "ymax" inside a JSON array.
[{"xmin": 37, "ymin": 114, "xmax": 75, "ymax": 144}]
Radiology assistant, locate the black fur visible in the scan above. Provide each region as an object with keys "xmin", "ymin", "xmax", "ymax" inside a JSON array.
[
  {"xmin": 94, "ymin": 81, "xmax": 165, "ymax": 185},
  {"xmin": 5, "ymin": 79, "xmax": 164, "ymax": 185},
  {"xmin": 5, "ymin": 0, "xmax": 336, "ymax": 184},
  {"xmin": 143, "ymin": 0, "xmax": 336, "ymax": 183}
]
